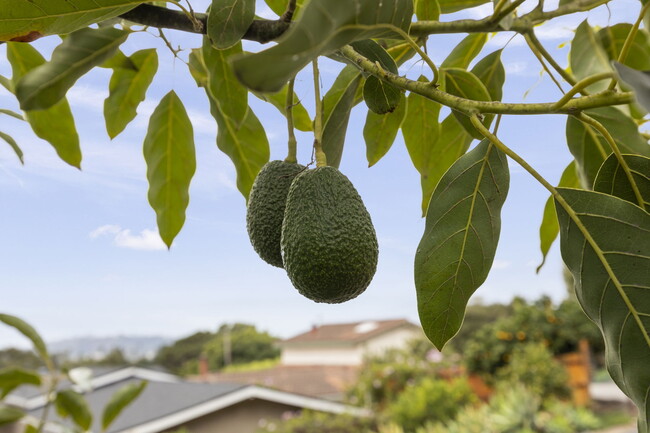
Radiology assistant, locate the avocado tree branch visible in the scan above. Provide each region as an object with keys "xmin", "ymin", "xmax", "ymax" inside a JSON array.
[{"xmin": 339, "ymin": 44, "xmax": 634, "ymax": 115}]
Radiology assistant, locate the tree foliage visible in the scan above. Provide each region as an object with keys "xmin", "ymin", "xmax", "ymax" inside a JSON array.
[{"xmin": 1, "ymin": 0, "xmax": 650, "ymax": 429}]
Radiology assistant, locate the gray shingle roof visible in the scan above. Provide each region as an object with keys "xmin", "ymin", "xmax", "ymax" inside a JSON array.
[{"xmin": 28, "ymin": 378, "xmax": 247, "ymax": 433}]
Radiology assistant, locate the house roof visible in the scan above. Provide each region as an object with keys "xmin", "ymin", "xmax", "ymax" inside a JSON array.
[
  {"xmin": 12, "ymin": 367, "xmax": 366, "ymax": 433},
  {"xmin": 282, "ymin": 319, "xmax": 416, "ymax": 345},
  {"xmin": 198, "ymin": 365, "xmax": 361, "ymax": 400}
]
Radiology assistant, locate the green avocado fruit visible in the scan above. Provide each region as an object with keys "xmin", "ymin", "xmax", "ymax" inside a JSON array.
[
  {"xmin": 281, "ymin": 166, "xmax": 378, "ymax": 303},
  {"xmin": 247, "ymin": 160, "xmax": 305, "ymax": 268}
]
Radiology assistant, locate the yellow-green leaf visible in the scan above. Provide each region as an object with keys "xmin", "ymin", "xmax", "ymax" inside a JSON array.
[
  {"xmin": 208, "ymin": 0, "xmax": 255, "ymax": 49},
  {"xmin": 0, "ymin": 406, "xmax": 24, "ymax": 426},
  {"xmin": 102, "ymin": 381, "xmax": 147, "ymax": 431},
  {"xmin": 415, "ymin": 140, "xmax": 510, "ymax": 349},
  {"xmin": 143, "ymin": 91, "xmax": 196, "ymax": 248},
  {"xmin": 443, "ymin": 68, "xmax": 492, "ymax": 139},
  {"xmin": 570, "ymin": 20, "xmax": 612, "ymax": 93},
  {"xmin": 364, "ymin": 93, "xmax": 407, "ymax": 167},
  {"xmin": 0, "ymin": 314, "xmax": 49, "ymax": 365},
  {"xmin": 536, "ymin": 161, "xmax": 580, "ymax": 273},
  {"xmin": 594, "ymin": 153, "xmax": 650, "ymax": 209},
  {"xmin": 0, "ymin": 368, "xmax": 41, "ymax": 399},
  {"xmin": 441, "ymin": 33, "xmax": 487, "ymax": 69},
  {"xmin": 6, "ymin": 42, "xmax": 81, "ymax": 168},
  {"xmin": 55, "ymin": 390, "xmax": 92, "ymax": 431},
  {"xmin": 104, "ymin": 48, "xmax": 158, "ymax": 138},
  {"xmin": 0, "ymin": 131, "xmax": 24, "ymax": 164}
]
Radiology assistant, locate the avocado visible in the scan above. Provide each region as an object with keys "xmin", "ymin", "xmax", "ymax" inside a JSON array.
[
  {"xmin": 247, "ymin": 160, "xmax": 305, "ymax": 268},
  {"xmin": 281, "ymin": 166, "xmax": 378, "ymax": 303}
]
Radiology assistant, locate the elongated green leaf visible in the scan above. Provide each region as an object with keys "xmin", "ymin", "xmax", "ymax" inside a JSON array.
[
  {"xmin": 100, "ymin": 49, "xmax": 137, "ymax": 70},
  {"xmin": 536, "ymin": 161, "xmax": 580, "ymax": 273},
  {"xmin": 0, "ymin": 314, "xmax": 49, "ymax": 363},
  {"xmin": 104, "ymin": 48, "xmax": 158, "ymax": 139},
  {"xmin": 415, "ymin": 140, "xmax": 510, "ymax": 349},
  {"xmin": 594, "ymin": 154, "xmax": 650, "ymax": 209},
  {"xmin": 555, "ymin": 188, "xmax": 650, "ymax": 433},
  {"xmin": 143, "ymin": 91, "xmax": 196, "ymax": 248},
  {"xmin": 321, "ymin": 65, "xmax": 363, "ymax": 168},
  {"xmin": 202, "ymin": 39, "xmax": 248, "ymax": 126},
  {"xmin": 363, "ymin": 76, "xmax": 401, "ymax": 114},
  {"xmin": 438, "ymin": 0, "xmax": 489, "ymax": 13},
  {"xmin": 208, "ymin": 0, "xmax": 255, "ymax": 49},
  {"xmin": 350, "ymin": 40, "xmax": 398, "ymax": 74},
  {"xmin": 415, "ymin": 0, "xmax": 440, "ymax": 21},
  {"xmin": 7, "ymin": 43, "xmax": 81, "ymax": 168},
  {"xmin": 0, "ymin": 406, "xmax": 24, "ymax": 426},
  {"xmin": 0, "ymin": 109, "xmax": 24, "ymax": 120},
  {"xmin": 566, "ymin": 107, "xmax": 650, "ymax": 187},
  {"xmin": 471, "ymin": 49, "xmax": 505, "ymax": 101},
  {"xmin": 443, "ymin": 68, "xmax": 492, "ymax": 139},
  {"xmin": 231, "ymin": 0, "xmax": 413, "ymax": 92},
  {"xmin": 251, "ymin": 85, "xmax": 312, "ymax": 132},
  {"xmin": 0, "ymin": 368, "xmax": 41, "ymax": 399},
  {"xmin": 0, "ymin": 0, "xmax": 145, "ymax": 41},
  {"xmin": 0, "ymin": 131, "xmax": 24, "ymax": 164},
  {"xmin": 55, "ymin": 390, "xmax": 92, "ymax": 431},
  {"xmin": 16, "ymin": 27, "xmax": 128, "ymax": 111},
  {"xmin": 364, "ymin": 94, "xmax": 407, "ymax": 167},
  {"xmin": 614, "ymin": 62, "xmax": 650, "ymax": 113},
  {"xmin": 194, "ymin": 40, "xmax": 269, "ymax": 198},
  {"xmin": 570, "ymin": 20, "xmax": 612, "ymax": 93},
  {"xmin": 102, "ymin": 381, "xmax": 147, "ymax": 431},
  {"xmin": 0, "ymin": 75, "xmax": 13, "ymax": 93},
  {"xmin": 441, "ymin": 33, "xmax": 487, "ymax": 69}
]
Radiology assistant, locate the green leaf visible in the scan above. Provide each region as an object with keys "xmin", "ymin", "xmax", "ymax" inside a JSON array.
[
  {"xmin": 16, "ymin": 27, "xmax": 129, "ymax": 111},
  {"xmin": 443, "ymin": 68, "xmax": 492, "ymax": 139},
  {"xmin": 415, "ymin": 0, "xmax": 440, "ymax": 21},
  {"xmin": 0, "ymin": 75, "xmax": 13, "ymax": 93},
  {"xmin": 614, "ymin": 62, "xmax": 650, "ymax": 113},
  {"xmin": 441, "ymin": 33, "xmax": 488, "ymax": 69},
  {"xmin": 100, "ymin": 49, "xmax": 137, "ymax": 70},
  {"xmin": 0, "ymin": 0, "xmax": 146, "ymax": 41},
  {"xmin": 415, "ymin": 139, "xmax": 510, "ymax": 349},
  {"xmin": 594, "ymin": 154, "xmax": 650, "ymax": 209},
  {"xmin": 0, "ymin": 131, "xmax": 24, "ymax": 164},
  {"xmin": 55, "ymin": 390, "xmax": 92, "ymax": 431},
  {"xmin": 0, "ymin": 406, "xmax": 24, "ymax": 426},
  {"xmin": 321, "ymin": 65, "xmax": 363, "ymax": 168},
  {"xmin": 536, "ymin": 161, "xmax": 580, "ymax": 273},
  {"xmin": 251, "ymin": 85, "xmax": 312, "ymax": 132},
  {"xmin": 231, "ymin": 0, "xmax": 413, "ymax": 92},
  {"xmin": 438, "ymin": 0, "xmax": 489, "ymax": 14},
  {"xmin": 364, "ymin": 93, "xmax": 407, "ymax": 167},
  {"xmin": 262, "ymin": 0, "xmax": 306, "ymax": 17},
  {"xmin": 570, "ymin": 20, "xmax": 612, "ymax": 93},
  {"xmin": 350, "ymin": 39, "xmax": 398, "ymax": 74},
  {"xmin": 555, "ymin": 188, "xmax": 650, "ymax": 433},
  {"xmin": 207, "ymin": 0, "xmax": 255, "ymax": 49},
  {"xmin": 363, "ymin": 76, "xmax": 402, "ymax": 115},
  {"xmin": 202, "ymin": 39, "xmax": 248, "ymax": 126},
  {"xmin": 104, "ymin": 48, "xmax": 159, "ymax": 139},
  {"xmin": 0, "ymin": 367, "xmax": 41, "ymax": 399},
  {"xmin": 102, "ymin": 381, "xmax": 147, "ymax": 431},
  {"xmin": 0, "ymin": 314, "xmax": 49, "ymax": 363},
  {"xmin": 598, "ymin": 24, "xmax": 650, "ymax": 71},
  {"xmin": 6, "ymin": 43, "xmax": 81, "ymax": 168},
  {"xmin": 0, "ymin": 109, "xmax": 24, "ymax": 121},
  {"xmin": 195, "ymin": 40, "xmax": 269, "ymax": 198},
  {"xmin": 471, "ymin": 49, "xmax": 505, "ymax": 101},
  {"xmin": 566, "ymin": 107, "xmax": 650, "ymax": 187},
  {"xmin": 143, "ymin": 91, "xmax": 196, "ymax": 248}
]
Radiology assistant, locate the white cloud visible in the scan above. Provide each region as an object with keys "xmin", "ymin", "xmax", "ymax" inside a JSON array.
[
  {"xmin": 90, "ymin": 225, "xmax": 167, "ymax": 251},
  {"xmin": 492, "ymin": 259, "xmax": 512, "ymax": 270}
]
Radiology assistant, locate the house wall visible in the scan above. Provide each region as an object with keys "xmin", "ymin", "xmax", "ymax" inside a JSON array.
[
  {"xmin": 362, "ymin": 327, "xmax": 423, "ymax": 357},
  {"xmin": 281, "ymin": 346, "xmax": 364, "ymax": 366},
  {"xmin": 161, "ymin": 399, "xmax": 300, "ymax": 433},
  {"xmin": 0, "ymin": 423, "xmax": 19, "ymax": 433},
  {"xmin": 281, "ymin": 327, "xmax": 423, "ymax": 366}
]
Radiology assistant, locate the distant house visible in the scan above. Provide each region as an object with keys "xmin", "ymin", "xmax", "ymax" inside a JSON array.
[
  {"xmin": 199, "ymin": 319, "xmax": 422, "ymax": 401},
  {"xmin": 3, "ymin": 367, "xmax": 365, "ymax": 433},
  {"xmin": 280, "ymin": 319, "xmax": 423, "ymax": 366}
]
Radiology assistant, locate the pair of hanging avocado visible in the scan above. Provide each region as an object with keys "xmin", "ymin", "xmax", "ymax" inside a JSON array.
[{"xmin": 246, "ymin": 160, "xmax": 378, "ymax": 303}]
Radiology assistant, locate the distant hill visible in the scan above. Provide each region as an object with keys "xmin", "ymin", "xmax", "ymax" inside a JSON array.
[{"xmin": 49, "ymin": 336, "xmax": 172, "ymax": 362}]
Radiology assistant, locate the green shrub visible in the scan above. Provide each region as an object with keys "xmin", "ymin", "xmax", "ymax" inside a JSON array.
[
  {"xmin": 385, "ymin": 377, "xmax": 476, "ymax": 432},
  {"xmin": 256, "ymin": 410, "xmax": 376, "ymax": 433},
  {"xmin": 496, "ymin": 342, "xmax": 570, "ymax": 399}
]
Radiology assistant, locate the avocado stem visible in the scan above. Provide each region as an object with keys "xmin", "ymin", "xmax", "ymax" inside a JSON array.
[
  {"xmin": 284, "ymin": 78, "xmax": 298, "ymax": 163},
  {"xmin": 312, "ymin": 59, "xmax": 327, "ymax": 167}
]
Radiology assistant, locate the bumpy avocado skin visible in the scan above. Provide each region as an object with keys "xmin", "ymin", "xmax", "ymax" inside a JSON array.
[
  {"xmin": 247, "ymin": 160, "xmax": 305, "ymax": 268},
  {"xmin": 281, "ymin": 166, "xmax": 378, "ymax": 303}
]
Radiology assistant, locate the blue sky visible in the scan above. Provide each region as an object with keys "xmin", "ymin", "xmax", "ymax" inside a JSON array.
[{"xmin": 0, "ymin": 0, "xmax": 642, "ymax": 348}]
